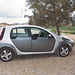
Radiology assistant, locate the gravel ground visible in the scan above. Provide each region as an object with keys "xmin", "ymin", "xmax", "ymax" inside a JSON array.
[{"xmin": 0, "ymin": 33, "xmax": 75, "ymax": 75}]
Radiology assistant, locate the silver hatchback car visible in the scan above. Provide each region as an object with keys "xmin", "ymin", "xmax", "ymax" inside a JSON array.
[{"xmin": 0, "ymin": 25, "xmax": 73, "ymax": 62}]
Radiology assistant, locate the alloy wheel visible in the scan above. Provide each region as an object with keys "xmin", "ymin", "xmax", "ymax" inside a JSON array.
[
  {"xmin": 0, "ymin": 49, "xmax": 13, "ymax": 62},
  {"xmin": 59, "ymin": 46, "xmax": 70, "ymax": 57}
]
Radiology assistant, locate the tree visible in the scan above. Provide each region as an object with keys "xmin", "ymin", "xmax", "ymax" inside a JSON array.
[{"xmin": 26, "ymin": 0, "xmax": 75, "ymax": 35}]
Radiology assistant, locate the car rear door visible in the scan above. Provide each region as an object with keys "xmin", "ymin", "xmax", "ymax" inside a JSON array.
[{"xmin": 10, "ymin": 27, "xmax": 32, "ymax": 52}]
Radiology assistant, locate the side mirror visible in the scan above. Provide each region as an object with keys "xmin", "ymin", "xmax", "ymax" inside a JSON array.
[{"xmin": 48, "ymin": 34, "xmax": 52, "ymax": 38}]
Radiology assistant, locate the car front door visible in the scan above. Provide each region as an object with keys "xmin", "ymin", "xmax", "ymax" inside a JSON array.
[
  {"xmin": 30, "ymin": 27, "xmax": 55, "ymax": 52},
  {"xmin": 10, "ymin": 27, "xmax": 31, "ymax": 52}
]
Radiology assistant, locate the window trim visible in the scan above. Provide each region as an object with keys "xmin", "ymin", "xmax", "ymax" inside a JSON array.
[
  {"xmin": 10, "ymin": 27, "xmax": 30, "ymax": 38},
  {"xmin": 29, "ymin": 27, "xmax": 50, "ymax": 38}
]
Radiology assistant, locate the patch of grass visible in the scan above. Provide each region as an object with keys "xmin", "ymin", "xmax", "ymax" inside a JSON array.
[
  {"xmin": 69, "ymin": 31, "xmax": 75, "ymax": 34},
  {"xmin": 61, "ymin": 30, "xmax": 75, "ymax": 34},
  {"xmin": 60, "ymin": 26, "xmax": 75, "ymax": 31},
  {"xmin": 60, "ymin": 30, "xmax": 68, "ymax": 33},
  {"xmin": 60, "ymin": 26, "xmax": 75, "ymax": 34},
  {"xmin": 44, "ymin": 26, "xmax": 75, "ymax": 34}
]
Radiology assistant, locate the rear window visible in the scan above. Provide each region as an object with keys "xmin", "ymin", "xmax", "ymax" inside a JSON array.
[{"xmin": 0, "ymin": 28, "xmax": 5, "ymax": 40}]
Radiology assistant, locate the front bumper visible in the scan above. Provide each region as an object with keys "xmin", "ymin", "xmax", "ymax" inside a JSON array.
[{"xmin": 68, "ymin": 41, "xmax": 74, "ymax": 52}]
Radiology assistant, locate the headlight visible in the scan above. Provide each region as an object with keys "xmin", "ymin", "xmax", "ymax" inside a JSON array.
[
  {"xmin": 62, "ymin": 37, "xmax": 70, "ymax": 41},
  {"xmin": 62, "ymin": 36, "xmax": 73, "ymax": 42}
]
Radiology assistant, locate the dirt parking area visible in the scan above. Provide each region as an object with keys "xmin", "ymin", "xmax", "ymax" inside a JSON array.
[{"xmin": 0, "ymin": 33, "xmax": 75, "ymax": 75}]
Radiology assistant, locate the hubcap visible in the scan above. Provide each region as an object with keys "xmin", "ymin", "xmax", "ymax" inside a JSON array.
[
  {"xmin": 1, "ymin": 50, "xmax": 12, "ymax": 61},
  {"xmin": 60, "ymin": 46, "xmax": 69, "ymax": 56}
]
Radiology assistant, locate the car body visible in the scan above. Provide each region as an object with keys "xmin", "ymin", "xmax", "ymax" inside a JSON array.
[{"xmin": 0, "ymin": 25, "xmax": 74, "ymax": 62}]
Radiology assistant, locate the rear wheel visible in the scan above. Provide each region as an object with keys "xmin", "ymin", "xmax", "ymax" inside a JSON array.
[
  {"xmin": 58, "ymin": 45, "xmax": 70, "ymax": 57},
  {"xmin": 0, "ymin": 48, "xmax": 13, "ymax": 62}
]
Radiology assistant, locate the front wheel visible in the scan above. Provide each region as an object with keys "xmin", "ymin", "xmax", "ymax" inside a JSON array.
[
  {"xmin": 58, "ymin": 45, "xmax": 70, "ymax": 57},
  {"xmin": 0, "ymin": 48, "xmax": 13, "ymax": 62}
]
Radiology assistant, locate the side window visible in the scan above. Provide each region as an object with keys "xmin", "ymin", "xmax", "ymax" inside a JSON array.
[
  {"xmin": 11, "ymin": 28, "xmax": 17, "ymax": 36},
  {"xmin": 31, "ymin": 28, "xmax": 40, "ymax": 35},
  {"xmin": 30, "ymin": 28, "xmax": 49, "ymax": 38},
  {"xmin": 17, "ymin": 28, "xmax": 28, "ymax": 37},
  {"xmin": 11, "ymin": 28, "xmax": 29, "ymax": 37}
]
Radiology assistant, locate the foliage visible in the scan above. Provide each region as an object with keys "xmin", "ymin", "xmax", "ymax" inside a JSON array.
[{"xmin": 26, "ymin": 0, "xmax": 75, "ymax": 34}]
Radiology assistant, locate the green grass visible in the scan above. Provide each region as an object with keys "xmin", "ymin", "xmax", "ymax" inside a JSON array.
[
  {"xmin": 60, "ymin": 26, "xmax": 75, "ymax": 34},
  {"xmin": 44, "ymin": 26, "xmax": 75, "ymax": 34}
]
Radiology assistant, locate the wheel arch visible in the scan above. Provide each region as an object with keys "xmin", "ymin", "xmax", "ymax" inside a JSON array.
[
  {"xmin": 0, "ymin": 43, "xmax": 17, "ymax": 55},
  {"xmin": 55, "ymin": 41, "xmax": 72, "ymax": 53}
]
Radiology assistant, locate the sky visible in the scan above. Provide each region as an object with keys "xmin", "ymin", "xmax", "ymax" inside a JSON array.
[
  {"xmin": 0, "ymin": 0, "xmax": 33, "ymax": 24},
  {"xmin": 0, "ymin": 0, "xmax": 75, "ymax": 24}
]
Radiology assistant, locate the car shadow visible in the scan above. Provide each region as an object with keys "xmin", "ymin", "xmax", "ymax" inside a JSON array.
[
  {"xmin": 14, "ymin": 53, "xmax": 58, "ymax": 60},
  {"xmin": 14, "ymin": 49, "xmax": 75, "ymax": 61}
]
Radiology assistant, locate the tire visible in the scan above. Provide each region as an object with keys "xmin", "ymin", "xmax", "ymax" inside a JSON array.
[
  {"xmin": 0, "ymin": 48, "xmax": 14, "ymax": 62},
  {"xmin": 57, "ymin": 45, "xmax": 70, "ymax": 57}
]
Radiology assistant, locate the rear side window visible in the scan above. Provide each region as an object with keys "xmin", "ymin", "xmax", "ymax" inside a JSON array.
[
  {"xmin": 17, "ymin": 28, "xmax": 28, "ymax": 37},
  {"xmin": 11, "ymin": 28, "xmax": 17, "ymax": 36},
  {"xmin": 11, "ymin": 27, "xmax": 29, "ymax": 37},
  {"xmin": 0, "ymin": 28, "xmax": 5, "ymax": 40}
]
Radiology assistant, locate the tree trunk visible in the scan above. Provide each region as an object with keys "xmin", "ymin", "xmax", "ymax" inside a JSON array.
[
  {"xmin": 56, "ymin": 24, "xmax": 61, "ymax": 35},
  {"xmin": 53, "ymin": 4, "xmax": 61, "ymax": 35}
]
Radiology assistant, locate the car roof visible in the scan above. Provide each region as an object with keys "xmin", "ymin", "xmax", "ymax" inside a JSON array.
[
  {"xmin": 4, "ymin": 24, "xmax": 55, "ymax": 37},
  {"xmin": 5, "ymin": 24, "xmax": 52, "ymax": 34},
  {"xmin": 5, "ymin": 25, "xmax": 41, "ymax": 29}
]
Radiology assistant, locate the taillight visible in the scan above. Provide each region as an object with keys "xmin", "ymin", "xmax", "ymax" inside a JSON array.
[{"xmin": 0, "ymin": 28, "xmax": 5, "ymax": 40}]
